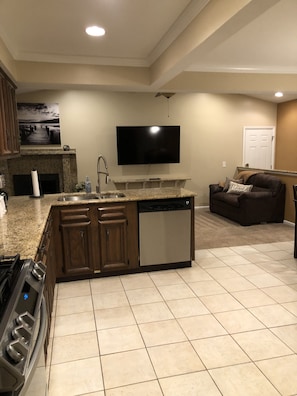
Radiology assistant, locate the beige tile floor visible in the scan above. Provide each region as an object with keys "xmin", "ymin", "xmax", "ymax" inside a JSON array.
[{"xmin": 47, "ymin": 241, "xmax": 297, "ymax": 395}]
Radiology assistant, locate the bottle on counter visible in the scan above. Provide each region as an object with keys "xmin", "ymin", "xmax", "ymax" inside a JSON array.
[{"xmin": 85, "ymin": 176, "xmax": 92, "ymax": 193}]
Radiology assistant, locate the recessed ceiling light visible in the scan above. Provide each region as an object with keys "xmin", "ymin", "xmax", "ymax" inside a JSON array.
[
  {"xmin": 275, "ymin": 91, "xmax": 283, "ymax": 98},
  {"xmin": 85, "ymin": 26, "xmax": 105, "ymax": 37}
]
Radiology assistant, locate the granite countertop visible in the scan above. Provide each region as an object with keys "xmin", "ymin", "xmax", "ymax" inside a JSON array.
[
  {"xmin": 0, "ymin": 195, "xmax": 54, "ymax": 259},
  {"xmin": 56, "ymin": 187, "xmax": 196, "ymax": 204},
  {"xmin": 0, "ymin": 188, "xmax": 196, "ymax": 259}
]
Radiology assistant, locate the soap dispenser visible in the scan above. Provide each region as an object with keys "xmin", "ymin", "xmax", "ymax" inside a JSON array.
[{"xmin": 85, "ymin": 176, "xmax": 92, "ymax": 193}]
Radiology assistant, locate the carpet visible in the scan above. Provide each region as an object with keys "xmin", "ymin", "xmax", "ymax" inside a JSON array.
[{"xmin": 195, "ymin": 207, "xmax": 295, "ymax": 249}]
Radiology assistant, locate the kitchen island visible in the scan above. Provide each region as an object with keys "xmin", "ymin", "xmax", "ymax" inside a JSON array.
[
  {"xmin": 0, "ymin": 188, "xmax": 195, "ymax": 258},
  {"xmin": 0, "ymin": 187, "xmax": 196, "ymax": 345}
]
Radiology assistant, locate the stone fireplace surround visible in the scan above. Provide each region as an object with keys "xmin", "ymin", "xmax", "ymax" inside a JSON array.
[{"xmin": 1, "ymin": 149, "xmax": 78, "ymax": 196}]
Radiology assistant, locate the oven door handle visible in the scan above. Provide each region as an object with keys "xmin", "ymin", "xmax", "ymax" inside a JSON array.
[{"xmin": 20, "ymin": 295, "xmax": 48, "ymax": 395}]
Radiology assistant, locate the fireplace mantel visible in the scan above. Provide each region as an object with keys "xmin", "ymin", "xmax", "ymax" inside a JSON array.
[{"xmin": 20, "ymin": 149, "xmax": 77, "ymax": 156}]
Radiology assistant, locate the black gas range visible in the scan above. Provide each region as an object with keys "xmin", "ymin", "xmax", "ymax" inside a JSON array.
[{"xmin": 0, "ymin": 255, "xmax": 46, "ymax": 395}]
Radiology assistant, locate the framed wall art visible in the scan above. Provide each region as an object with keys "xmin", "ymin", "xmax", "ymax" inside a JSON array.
[{"xmin": 17, "ymin": 102, "xmax": 61, "ymax": 145}]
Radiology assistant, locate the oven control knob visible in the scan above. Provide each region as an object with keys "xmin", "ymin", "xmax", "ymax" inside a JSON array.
[
  {"xmin": 12, "ymin": 325, "xmax": 32, "ymax": 345},
  {"xmin": 16, "ymin": 312, "xmax": 35, "ymax": 330},
  {"xmin": 6, "ymin": 340, "xmax": 28, "ymax": 364},
  {"xmin": 31, "ymin": 261, "xmax": 46, "ymax": 281}
]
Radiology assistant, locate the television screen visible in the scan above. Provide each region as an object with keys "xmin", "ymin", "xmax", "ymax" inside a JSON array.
[{"xmin": 116, "ymin": 125, "xmax": 180, "ymax": 165}]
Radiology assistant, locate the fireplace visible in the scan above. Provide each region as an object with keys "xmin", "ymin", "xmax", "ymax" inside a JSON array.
[
  {"xmin": 5, "ymin": 149, "xmax": 78, "ymax": 196},
  {"xmin": 13, "ymin": 173, "xmax": 60, "ymax": 195}
]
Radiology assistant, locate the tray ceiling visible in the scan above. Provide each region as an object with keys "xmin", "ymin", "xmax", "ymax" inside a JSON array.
[{"xmin": 0, "ymin": 0, "xmax": 296, "ymax": 102}]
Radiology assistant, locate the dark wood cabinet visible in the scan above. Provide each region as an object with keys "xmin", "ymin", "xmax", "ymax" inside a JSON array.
[
  {"xmin": 97, "ymin": 202, "xmax": 138, "ymax": 272},
  {"xmin": 35, "ymin": 212, "xmax": 56, "ymax": 355},
  {"xmin": 58, "ymin": 206, "xmax": 94, "ymax": 277},
  {"xmin": 49, "ymin": 197, "xmax": 194, "ymax": 281},
  {"xmin": 52, "ymin": 201, "xmax": 139, "ymax": 281},
  {"xmin": 0, "ymin": 69, "xmax": 20, "ymax": 156}
]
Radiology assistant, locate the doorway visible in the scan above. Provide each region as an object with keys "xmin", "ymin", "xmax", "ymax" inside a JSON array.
[{"xmin": 243, "ymin": 126, "xmax": 275, "ymax": 169}]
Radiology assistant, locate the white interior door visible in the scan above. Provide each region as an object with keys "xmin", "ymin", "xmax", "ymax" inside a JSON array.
[{"xmin": 243, "ymin": 126, "xmax": 275, "ymax": 169}]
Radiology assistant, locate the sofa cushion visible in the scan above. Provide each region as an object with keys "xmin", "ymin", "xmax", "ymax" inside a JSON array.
[
  {"xmin": 227, "ymin": 181, "xmax": 253, "ymax": 194},
  {"xmin": 247, "ymin": 173, "xmax": 282, "ymax": 194},
  {"xmin": 251, "ymin": 186, "xmax": 270, "ymax": 193},
  {"xmin": 222, "ymin": 177, "xmax": 243, "ymax": 191},
  {"xmin": 212, "ymin": 191, "xmax": 241, "ymax": 207}
]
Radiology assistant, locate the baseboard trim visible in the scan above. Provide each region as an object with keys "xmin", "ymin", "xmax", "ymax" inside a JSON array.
[{"xmin": 284, "ymin": 219, "xmax": 295, "ymax": 226}]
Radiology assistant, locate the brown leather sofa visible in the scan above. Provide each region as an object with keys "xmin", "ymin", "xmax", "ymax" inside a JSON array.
[{"xmin": 209, "ymin": 173, "xmax": 286, "ymax": 226}]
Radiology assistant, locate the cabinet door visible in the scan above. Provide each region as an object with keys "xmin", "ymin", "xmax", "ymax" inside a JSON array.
[
  {"xmin": 5, "ymin": 81, "xmax": 19, "ymax": 154},
  {"xmin": 0, "ymin": 74, "xmax": 8, "ymax": 154},
  {"xmin": 35, "ymin": 213, "xmax": 56, "ymax": 357},
  {"xmin": 60, "ymin": 207, "xmax": 94, "ymax": 276},
  {"xmin": 98, "ymin": 205, "xmax": 129, "ymax": 272},
  {"xmin": 0, "ymin": 70, "xmax": 20, "ymax": 155},
  {"xmin": 35, "ymin": 215, "xmax": 56, "ymax": 312}
]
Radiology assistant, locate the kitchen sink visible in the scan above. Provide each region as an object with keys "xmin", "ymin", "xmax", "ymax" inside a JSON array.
[
  {"xmin": 57, "ymin": 193, "xmax": 99, "ymax": 201},
  {"xmin": 99, "ymin": 192, "xmax": 125, "ymax": 199},
  {"xmin": 57, "ymin": 192, "xmax": 125, "ymax": 201}
]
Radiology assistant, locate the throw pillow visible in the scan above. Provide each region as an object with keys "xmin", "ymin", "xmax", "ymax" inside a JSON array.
[
  {"xmin": 227, "ymin": 181, "xmax": 253, "ymax": 194},
  {"xmin": 223, "ymin": 177, "xmax": 243, "ymax": 192}
]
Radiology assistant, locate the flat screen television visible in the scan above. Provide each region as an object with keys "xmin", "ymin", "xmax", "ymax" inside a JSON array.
[{"xmin": 116, "ymin": 125, "xmax": 180, "ymax": 165}]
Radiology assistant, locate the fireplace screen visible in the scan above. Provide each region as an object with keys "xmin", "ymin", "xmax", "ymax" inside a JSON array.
[{"xmin": 13, "ymin": 174, "xmax": 60, "ymax": 195}]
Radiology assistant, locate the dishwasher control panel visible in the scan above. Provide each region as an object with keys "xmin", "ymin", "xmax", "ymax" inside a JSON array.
[{"xmin": 138, "ymin": 198, "xmax": 191, "ymax": 213}]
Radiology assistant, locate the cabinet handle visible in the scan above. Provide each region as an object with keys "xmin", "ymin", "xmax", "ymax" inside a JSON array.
[
  {"xmin": 80, "ymin": 230, "xmax": 84, "ymax": 239},
  {"xmin": 106, "ymin": 229, "xmax": 109, "ymax": 241}
]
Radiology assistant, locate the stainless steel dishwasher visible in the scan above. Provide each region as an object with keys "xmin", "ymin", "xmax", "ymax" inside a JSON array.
[{"xmin": 138, "ymin": 198, "xmax": 191, "ymax": 266}]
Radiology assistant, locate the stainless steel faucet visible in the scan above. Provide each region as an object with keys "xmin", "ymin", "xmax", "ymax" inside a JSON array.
[{"xmin": 96, "ymin": 155, "xmax": 109, "ymax": 193}]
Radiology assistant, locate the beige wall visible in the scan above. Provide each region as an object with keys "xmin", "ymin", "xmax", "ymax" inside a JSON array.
[
  {"xmin": 276, "ymin": 100, "xmax": 297, "ymax": 171},
  {"xmin": 16, "ymin": 90, "xmax": 276, "ymax": 205},
  {"xmin": 0, "ymin": 37, "xmax": 17, "ymax": 82}
]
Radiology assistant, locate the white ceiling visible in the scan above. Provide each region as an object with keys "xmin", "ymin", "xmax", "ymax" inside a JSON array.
[{"xmin": 0, "ymin": 0, "xmax": 296, "ymax": 102}]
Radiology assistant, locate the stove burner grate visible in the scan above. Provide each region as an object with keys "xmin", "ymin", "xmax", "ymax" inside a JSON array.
[{"xmin": 0, "ymin": 254, "xmax": 22, "ymax": 318}]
